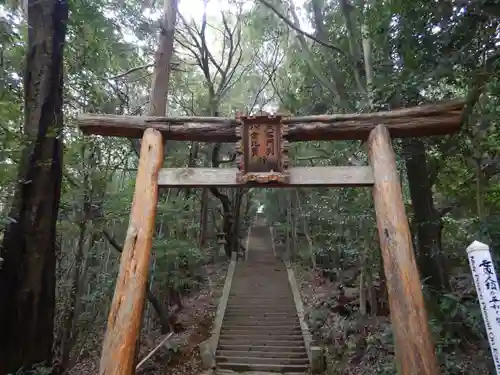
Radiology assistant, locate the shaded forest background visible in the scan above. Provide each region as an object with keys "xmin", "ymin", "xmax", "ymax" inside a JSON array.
[{"xmin": 0, "ymin": 0, "xmax": 499, "ymax": 374}]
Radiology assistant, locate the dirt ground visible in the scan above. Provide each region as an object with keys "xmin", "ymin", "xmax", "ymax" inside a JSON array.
[{"xmin": 68, "ymin": 262, "xmax": 227, "ymax": 375}]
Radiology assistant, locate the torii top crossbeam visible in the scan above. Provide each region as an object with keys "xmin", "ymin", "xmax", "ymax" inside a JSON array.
[{"xmin": 77, "ymin": 99, "xmax": 465, "ymax": 141}]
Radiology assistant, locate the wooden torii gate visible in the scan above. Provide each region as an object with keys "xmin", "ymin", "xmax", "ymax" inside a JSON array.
[{"xmin": 77, "ymin": 99, "xmax": 464, "ymax": 375}]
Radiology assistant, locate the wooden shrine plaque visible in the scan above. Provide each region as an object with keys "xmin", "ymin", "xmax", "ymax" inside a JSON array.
[{"xmin": 235, "ymin": 112, "xmax": 290, "ymax": 184}]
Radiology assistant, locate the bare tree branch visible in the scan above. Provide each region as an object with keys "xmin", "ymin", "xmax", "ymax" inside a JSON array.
[
  {"xmin": 257, "ymin": 0, "xmax": 349, "ymax": 57},
  {"xmin": 105, "ymin": 62, "xmax": 184, "ymax": 81},
  {"xmin": 102, "ymin": 229, "xmax": 174, "ymax": 334}
]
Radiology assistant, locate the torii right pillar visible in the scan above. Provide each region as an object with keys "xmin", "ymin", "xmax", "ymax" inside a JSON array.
[{"xmin": 368, "ymin": 124, "xmax": 439, "ymax": 375}]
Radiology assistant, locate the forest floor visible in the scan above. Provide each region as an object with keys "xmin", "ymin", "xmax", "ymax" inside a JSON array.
[
  {"xmin": 293, "ymin": 263, "xmax": 492, "ymax": 375},
  {"xmin": 68, "ymin": 256, "xmax": 492, "ymax": 375},
  {"xmin": 69, "ymin": 261, "xmax": 228, "ymax": 375},
  {"xmin": 163, "ymin": 262, "xmax": 228, "ymax": 375}
]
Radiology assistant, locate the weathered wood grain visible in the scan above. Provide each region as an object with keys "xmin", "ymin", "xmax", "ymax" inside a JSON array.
[
  {"xmin": 367, "ymin": 124, "xmax": 438, "ymax": 375},
  {"xmin": 98, "ymin": 128, "xmax": 164, "ymax": 375},
  {"xmin": 157, "ymin": 166, "xmax": 374, "ymax": 187},
  {"xmin": 77, "ymin": 100, "xmax": 464, "ymax": 141}
]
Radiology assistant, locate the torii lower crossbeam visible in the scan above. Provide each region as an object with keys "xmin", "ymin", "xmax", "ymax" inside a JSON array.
[{"xmin": 158, "ymin": 166, "xmax": 374, "ymax": 187}]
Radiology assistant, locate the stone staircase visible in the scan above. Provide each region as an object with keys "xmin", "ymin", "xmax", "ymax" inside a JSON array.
[{"xmin": 215, "ymin": 224, "xmax": 310, "ymax": 373}]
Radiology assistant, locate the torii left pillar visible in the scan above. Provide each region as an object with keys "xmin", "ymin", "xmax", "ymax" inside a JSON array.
[{"xmin": 99, "ymin": 128, "xmax": 164, "ymax": 375}]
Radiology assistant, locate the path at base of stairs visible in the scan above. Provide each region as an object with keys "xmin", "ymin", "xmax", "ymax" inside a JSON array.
[
  {"xmin": 198, "ymin": 370, "xmax": 307, "ymax": 375},
  {"xmin": 215, "ymin": 222, "xmax": 309, "ymax": 374},
  {"xmin": 216, "ymin": 371, "xmax": 307, "ymax": 375}
]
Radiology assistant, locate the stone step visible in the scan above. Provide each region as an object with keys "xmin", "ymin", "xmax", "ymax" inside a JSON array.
[
  {"xmin": 229, "ymin": 291, "xmax": 292, "ymax": 294},
  {"xmin": 234, "ymin": 269, "xmax": 285, "ymax": 272},
  {"xmin": 235, "ymin": 272, "xmax": 285, "ymax": 274},
  {"xmin": 228, "ymin": 297, "xmax": 292, "ymax": 302},
  {"xmin": 223, "ymin": 319, "xmax": 299, "ymax": 324},
  {"xmin": 221, "ymin": 324, "xmax": 301, "ymax": 332},
  {"xmin": 219, "ymin": 338, "xmax": 305, "ymax": 346},
  {"xmin": 226, "ymin": 301, "xmax": 294, "ymax": 306},
  {"xmin": 218, "ymin": 344, "xmax": 306, "ymax": 353},
  {"xmin": 217, "ymin": 362, "xmax": 309, "ymax": 372},
  {"xmin": 222, "ymin": 316, "xmax": 300, "ymax": 324},
  {"xmin": 230, "ymin": 283, "xmax": 289, "ymax": 286},
  {"xmin": 216, "ymin": 350, "xmax": 308, "ymax": 359},
  {"xmin": 227, "ymin": 296, "xmax": 294, "ymax": 301},
  {"xmin": 232, "ymin": 277, "xmax": 287, "ymax": 280},
  {"xmin": 219, "ymin": 334, "xmax": 303, "ymax": 340},
  {"xmin": 224, "ymin": 313, "xmax": 298, "ymax": 319},
  {"xmin": 232, "ymin": 280, "xmax": 287, "ymax": 283},
  {"xmin": 236, "ymin": 269, "xmax": 285, "ymax": 272},
  {"xmin": 234, "ymin": 285, "xmax": 291, "ymax": 288},
  {"xmin": 230, "ymin": 288, "xmax": 290, "ymax": 291},
  {"xmin": 238, "ymin": 264, "xmax": 283, "ymax": 266},
  {"xmin": 219, "ymin": 333, "xmax": 304, "ymax": 340},
  {"xmin": 225, "ymin": 308, "xmax": 297, "ymax": 313},
  {"xmin": 230, "ymin": 285, "xmax": 290, "ymax": 287},
  {"xmin": 225, "ymin": 305, "xmax": 295, "ymax": 310},
  {"xmin": 231, "ymin": 276, "xmax": 288, "ymax": 279},
  {"xmin": 232, "ymin": 277, "xmax": 288, "ymax": 279},
  {"xmin": 231, "ymin": 280, "xmax": 290, "ymax": 286},
  {"xmin": 222, "ymin": 319, "xmax": 300, "ymax": 326},
  {"xmin": 224, "ymin": 311, "xmax": 297, "ymax": 316},
  {"xmin": 227, "ymin": 295, "xmax": 292, "ymax": 300},
  {"xmin": 224, "ymin": 309, "xmax": 297, "ymax": 315},
  {"xmin": 219, "ymin": 338, "xmax": 304, "ymax": 346},
  {"xmin": 223, "ymin": 313, "xmax": 299, "ymax": 320},
  {"xmin": 226, "ymin": 300, "xmax": 295, "ymax": 304},
  {"xmin": 222, "ymin": 321, "xmax": 301, "ymax": 328},
  {"xmin": 216, "ymin": 355, "xmax": 309, "ymax": 366},
  {"xmin": 231, "ymin": 275, "xmax": 287, "ymax": 278},
  {"xmin": 230, "ymin": 284, "xmax": 290, "ymax": 287},
  {"xmin": 221, "ymin": 322, "xmax": 302, "ymax": 333},
  {"xmin": 220, "ymin": 328, "xmax": 303, "ymax": 339},
  {"xmin": 236, "ymin": 263, "xmax": 279, "ymax": 266},
  {"xmin": 231, "ymin": 280, "xmax": 290, "ymax": 288},
  {"xmin": 224, "ymin": 309, "xmax": 297, "ymax": 317}
]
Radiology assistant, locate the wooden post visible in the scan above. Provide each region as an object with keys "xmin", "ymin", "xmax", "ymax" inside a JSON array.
[
  {"xmin": 367, "ymin": 124, "xmax": 438, "ymax": 375},
  {"xmin": 99, "ymin": 128, "xmax": 164, "ymax": 375}
]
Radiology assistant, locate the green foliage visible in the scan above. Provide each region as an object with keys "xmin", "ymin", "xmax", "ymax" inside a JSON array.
[{"xmin": 155, "ymin": 238, "xmax": 206, "ymax": 293}]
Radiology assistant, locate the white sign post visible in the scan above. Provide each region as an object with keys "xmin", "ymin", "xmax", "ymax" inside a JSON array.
[{"xmin": 467, "ymin": 240, "xmax": 500, "ymax": 374}]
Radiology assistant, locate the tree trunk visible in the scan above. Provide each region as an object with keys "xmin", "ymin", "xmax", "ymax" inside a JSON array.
[
  {"xmin": 0, "ymin": 1, "xmax": 68, "ymax": 372},
  {"xmin": 359, "ymin": 248, "xmax": 368, "ymax": 316},
  {"xmin": 231, "ymin": 188, "xmax": 244, "ymax": 254},
  {"xmin": 185, "ymin": 142, "xmax": 200, "ymax": 200},
  {"xmin": 59, "ymin": 145, "xmax": 93, "ymax": 372},
  {"xmin": 198, "ymin": 188, "xmax": 209, "ymax": 248},
  {"xmin": 60, "ymin": 218, "xmax": 87, "ymax": 372},
  {"xmin": 290, "ymin": 190, "xmax": 298, "ymax": 259},
  {"xmin": 209, "ymin": 142, "xmax": 236, "ymax": 257},
  {"xmin": 148, "ymin": 0, "xmax": 179, "ymax": 115},
  {"xmin": 402, "ymin": 138, "xmax": 451, "ymax": 292}
]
